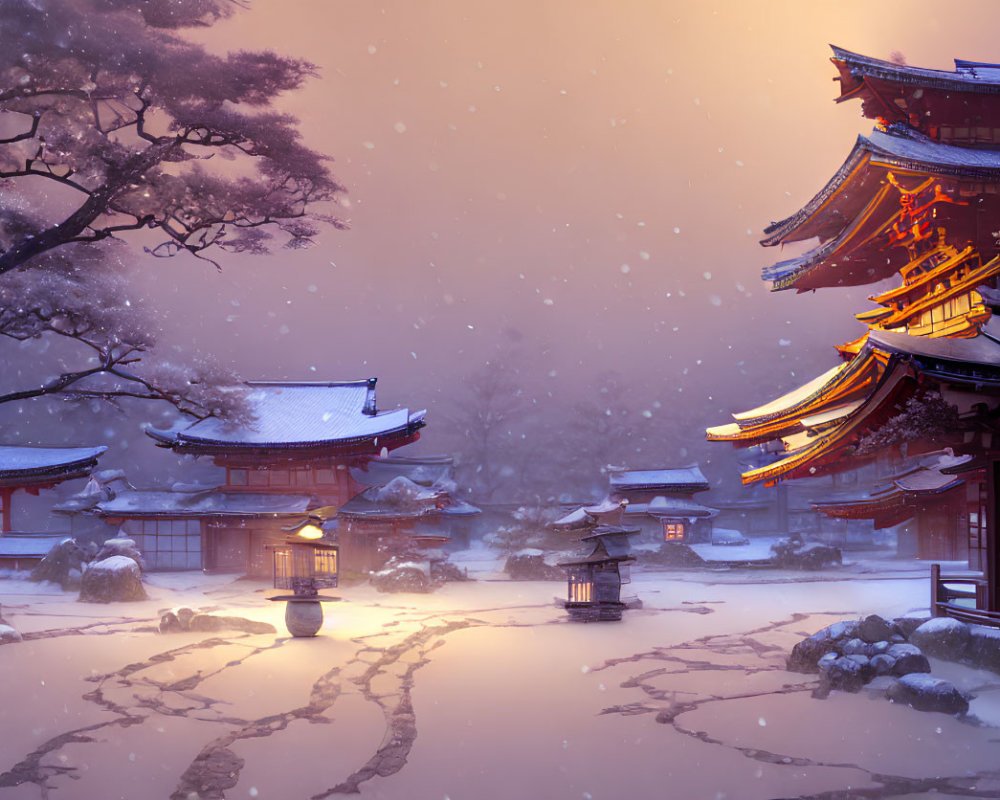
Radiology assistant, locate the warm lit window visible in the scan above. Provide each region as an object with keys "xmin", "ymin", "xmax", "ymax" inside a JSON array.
[
  {"xmin": 664, "ymin": 522, "xmax": 685, "ymax": 541},
  {"xmin": 568, "ymin": 574, "xmax": 593, "ymax": 603}
]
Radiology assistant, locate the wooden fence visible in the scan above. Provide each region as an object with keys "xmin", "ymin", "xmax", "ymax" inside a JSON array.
[{"xmin": 930, "ymin": 563, "xmax": 1000, "ymax": 626}]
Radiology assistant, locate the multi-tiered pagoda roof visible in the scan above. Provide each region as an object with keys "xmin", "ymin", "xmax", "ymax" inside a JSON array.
[{"xmin": 709, "ymin": 47, "xmax": 1000, "ymax": 489}]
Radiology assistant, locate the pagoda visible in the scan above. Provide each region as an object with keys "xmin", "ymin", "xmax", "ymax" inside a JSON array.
[{"xmin": 708, "ymin": 47, "xmax": 1000, "ymax": 571}]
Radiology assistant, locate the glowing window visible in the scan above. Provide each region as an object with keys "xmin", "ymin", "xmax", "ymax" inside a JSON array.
[{"xmin": 663, "ymin": 522, "xmax": 685, "ymax": 541}]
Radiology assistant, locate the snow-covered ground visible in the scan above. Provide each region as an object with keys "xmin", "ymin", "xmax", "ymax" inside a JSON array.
[{"xmin": 1, "ymin": 554, "xmax": 999, "ymax": 799}]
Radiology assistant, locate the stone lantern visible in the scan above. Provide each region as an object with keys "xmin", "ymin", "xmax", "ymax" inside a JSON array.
[
  {"xmin": 559, "ymin": 526, "xmax": 637, "ymax": 622},
  {"xmin": 267, "ymin": 525, "xmax": 339, "ymax": 637}
]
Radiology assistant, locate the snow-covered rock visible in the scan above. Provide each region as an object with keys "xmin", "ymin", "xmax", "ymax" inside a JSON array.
[
  {"xmin": 94, "ymin": 537, "xmax": 145, "ymax": 571},
  {"xmin": 842, "ymin": 638, "xmax": 873, "ymax": 656},
  {"xmin": 817, "ymin": 654, "xmax": 871, "ymax": 693},
  {"xmin": 504, "ymin": 553, "xmax": 563, "ymax": 581},
  {"xmin": 372, "ymin": 561, "xmax": 431, "ymax": 593},
  {"xmin": 892, "ymin": 615, "xmax": 930, "ymax": 639},
  {"xmin": 78, "ymin": 555, "xmax": 146, "ymax": 603},
  {"xmin": 967, "ymin": 625, "xmax": 1000, "ymax": 672},
  {"xmin": 787, "ymin": 620, "xmax": 860, "ymax": 673},
  {"xmin": 187, "ymin": 614, "xmax": 276, "ymax": 635},
  {"xmin": 886, "ymin": 674, "xmax": 969, "ymax": 715},
  {"xmin": 711, "ymin": 528, "xmax": 748, "ymax": 546},
  {"xmin": 0, "ymin": 624, "xmax": 21, "ymax": 644},
  {"xmin": 909, "ymin": 617, "xmax": 972, "ymax": 660},
  {"xmin": 886, "ymin": 643, "xmax": 931, "ymax": 676},
  {"xmin": 870, "ymin": 653, "xmax": 895, "ymax": 676},
  {"xmin": 857, "ymin": 614, "xmax": 894, "ymax": 644},
  {"xmin": 30, "ymin": 538, "xmax": 87, "ymax": 590}
]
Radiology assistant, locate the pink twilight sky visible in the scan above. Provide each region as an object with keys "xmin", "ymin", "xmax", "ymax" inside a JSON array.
[{"xmin": 118, "ymin": 1, "xmax": 1000, "ymax": 467}]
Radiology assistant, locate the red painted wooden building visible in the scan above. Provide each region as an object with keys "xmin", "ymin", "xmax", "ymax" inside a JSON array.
[{"xmin": 96, "ymin": 379, "xmax": 425, "ymax": 575}]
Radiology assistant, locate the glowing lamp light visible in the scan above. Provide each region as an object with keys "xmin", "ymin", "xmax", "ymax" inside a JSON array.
[{"xmin": 297, "ymin": 524, "xmax": 324, "ymax": 540}]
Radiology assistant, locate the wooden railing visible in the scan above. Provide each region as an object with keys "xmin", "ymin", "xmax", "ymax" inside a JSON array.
[{"xmin": 930, "ymin": 563, "xmax": 1000, "ymax": 626}]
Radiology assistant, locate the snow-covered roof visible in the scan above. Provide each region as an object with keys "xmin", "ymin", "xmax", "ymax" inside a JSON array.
[
  {"xmin": 147, "ymin": 380, "xmax": 425, "ymax": 450},
  {"xmin": 0, "ymin": 445, "xmax": 106, "ymax": 483},
  {"xmin": 350, "ymin": 455, "xmax": 454, "ymax": 488},
  {"xmin": 96, "ymin": 490, "xmax": 312, "ymax": 517},
  {"xmin": 732, "ymin": 365, "xmax": 848, "ymax": 424},
  {"xmin": 625, "ymin": 495, "xmax": 718, "ymax": 519},
  {"xmin": 609, "ymin": 466, "xmax": 709, "ymax": 492},
  {"xmin": 831, "ymin": 46, "xmax": 1000, "ymax": 93},
  {"xmin": 0, "ymin": 534, "xmax": 68, "ymax": 557},
  {"xmin": 560, "ymin": 526, "xmax": 639, "ymax": 565}
]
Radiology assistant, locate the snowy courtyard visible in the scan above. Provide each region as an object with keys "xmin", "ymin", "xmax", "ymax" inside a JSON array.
[{"xmin": 2, "ymin": 555, "xmax": 1000, "ymax": 800}]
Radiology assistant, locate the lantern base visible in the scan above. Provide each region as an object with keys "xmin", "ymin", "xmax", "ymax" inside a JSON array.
[
  {"xmin": 565, "ymin": 601, "xmax": 626, "ymax": 622},
  {"xmin": 268, "ymin": 595, "xmax": 340, "ymax": 637}
]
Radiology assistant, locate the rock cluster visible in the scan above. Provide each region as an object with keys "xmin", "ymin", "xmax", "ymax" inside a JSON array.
[
  {"xmin": 788, "ymin": 614, "xmax": 970, "ymax": 715},
  {"xmin": 31, "ymin": 536, "xmax": 148, "ymax": 602},
  {"xmin": 159, "ymin": 606, "xmax": 276, "ymax": 635},
  {"xmin": 370, "ymin": 553, "xmax": 471, "ymax": 593},
  {"xmin": 771, "ymin": 539, "xmax": 842, "ymax": 570},
  {"xmin": 504, "ymin": 552, "xmax": 565, "ymax": 581}
]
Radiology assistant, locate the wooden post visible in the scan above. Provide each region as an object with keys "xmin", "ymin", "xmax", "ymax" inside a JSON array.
[
  {"xmin": 930, "ymin": 562, "xmax": 942, "ymax": 617},
  {"xmin": 775, "ymin": 482, "xmax": 788, "ymax": 534},
  {"xmin": 989, "ymin": 458, "xmax": 1000, "ymax": 613},
  {"xmin": 0, "ymin": 488, "xmax": 12, "ymax": 533}
]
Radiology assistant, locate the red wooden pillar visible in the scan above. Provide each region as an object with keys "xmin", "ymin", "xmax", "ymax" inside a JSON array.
[{"xmin": 0, "ymin": 488, "xmax": 12, "ymax": 533}]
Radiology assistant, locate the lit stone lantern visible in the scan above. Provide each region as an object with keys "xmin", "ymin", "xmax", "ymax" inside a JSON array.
[
  {"xmin": 267, "ymin": 525, "xmax": 339, "ymax": 637},
  {"xmin": 559, "ymin": 526, "xmax": 637, "ymax": 622}
]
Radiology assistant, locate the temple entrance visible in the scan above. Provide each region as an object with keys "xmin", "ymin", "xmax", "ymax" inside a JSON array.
[{"xmin": 208, "ymin": 527, "xmax": 249, "ymax": 573}]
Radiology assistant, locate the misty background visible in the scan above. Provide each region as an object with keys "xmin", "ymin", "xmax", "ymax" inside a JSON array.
[{"xmin": 2, "ymin": 0, "xmax": 994, "ymax": 507}]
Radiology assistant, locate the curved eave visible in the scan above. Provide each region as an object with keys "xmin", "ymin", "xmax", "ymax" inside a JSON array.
[
  {"xmin": 763, "ymin": 179, "xmax": 902, "ymax": 291},
  {"xmin": 0, "ymin": 447, "xmax": 107, "ymax": 487},
  {"xmin": 762, "ymin": 127, "xmax": 1000, "ymax": 247},
  {"xmin": 740, "ymin": 356, "xmax": 916, "ymax": 485},
  {"xmin": 762, "ymin": 136, "xmax": 871, "ymax": 246},
  {"xmin": 831, "ymin": 45, "xmax": 1000, "ymax": 102},
  {"xmin": 713, "ymin": 347, "xmax": 878, "ymax": 441}
]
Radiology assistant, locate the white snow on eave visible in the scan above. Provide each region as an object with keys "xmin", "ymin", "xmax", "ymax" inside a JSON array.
[{"xmin": 732, "ymin": 364, "xmax": 847, "ymax": 422}]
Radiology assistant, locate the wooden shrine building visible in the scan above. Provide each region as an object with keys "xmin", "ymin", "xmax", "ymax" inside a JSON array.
[
  {"xmin": 334, "ymin": 456, "xmax": 481, "ymax": 573},
  {"xmin": 553, "ymin": 465, "xmax": 717, "ymax": 543},
  {"xmin": 97, "ymin": 379, "xmax": 425, "ymax": 575}
]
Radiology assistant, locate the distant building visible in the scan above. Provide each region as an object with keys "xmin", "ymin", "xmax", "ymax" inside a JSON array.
[
  {"xmin": 554, "ymin": 465, "xmax": 717, "ymax": 543},
  {"xmin": 93, "ymin": 379, "xmax": 426, "ymax": 575},
  {"xmin": 0, "ymin": 445, "xmax": 106, "ymax": 570},
  {"xmin": 335, "ymin": 456, "xmax": 480, "ymax": 572}
]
